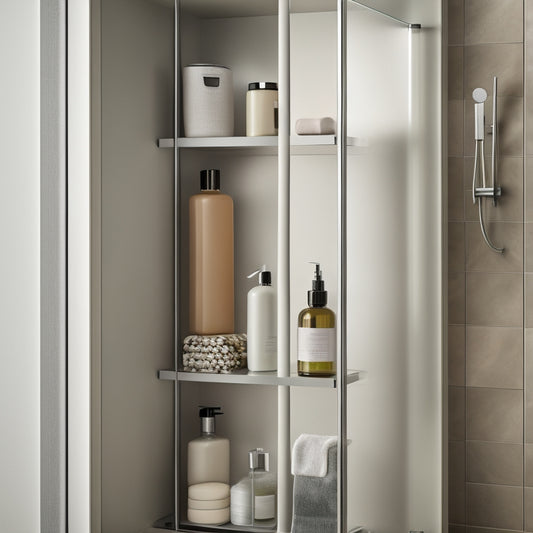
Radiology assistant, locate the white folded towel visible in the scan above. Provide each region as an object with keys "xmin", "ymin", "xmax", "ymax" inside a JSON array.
[{"xmin": 291, "ymin": 434, "xmax": 337, "ymax": 478}]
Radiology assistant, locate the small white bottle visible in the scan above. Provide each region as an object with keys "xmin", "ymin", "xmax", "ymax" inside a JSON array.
[
  {"xmin": 246, "ymin": 266, "xmax": 277, "ymax": 371},
  {"xmin": 230, "ymin": 448, "xmax": 277, "ymax": 527}
]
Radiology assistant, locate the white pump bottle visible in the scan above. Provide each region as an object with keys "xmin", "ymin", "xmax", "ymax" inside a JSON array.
[{"xmin": 246, "ymin": 266, "xmax": 277, "ymax": 371}]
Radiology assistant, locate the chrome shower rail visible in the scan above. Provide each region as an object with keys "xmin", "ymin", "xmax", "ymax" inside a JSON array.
[
  {"xmin": 348, "ymin": 0, "xmax": 421, "ymax": 28},
  {"xmin": 471, "ymin": 76, "xmax": 504, "ymax": 254}
]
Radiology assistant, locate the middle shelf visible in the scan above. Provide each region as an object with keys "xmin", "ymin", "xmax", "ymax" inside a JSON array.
[
  {"xmin": 157, "ymin": 135, "xmax": 367, "ymax": 155},
  {"xmin": 158, "ymin": 368, "xmax": 360, "ymax": 388}
]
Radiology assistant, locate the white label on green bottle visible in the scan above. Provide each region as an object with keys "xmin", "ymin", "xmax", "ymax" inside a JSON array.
[
  {"xmin": 255, "ymin": 494, "xmax": 276, "ymax": 520},
  {"xmin": 297, "ymin": 328, "xmax": 336, "ymax": 362}
]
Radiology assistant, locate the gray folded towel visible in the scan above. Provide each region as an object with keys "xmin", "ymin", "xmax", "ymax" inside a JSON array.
[{"xmin": 291, "ymin": 444, "xmax": 337, "ymax": 533}]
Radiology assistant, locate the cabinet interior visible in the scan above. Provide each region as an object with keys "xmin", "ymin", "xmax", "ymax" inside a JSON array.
[{"xmin": 97, "ymin": 0, "xmax": 416, "ymax": 532}]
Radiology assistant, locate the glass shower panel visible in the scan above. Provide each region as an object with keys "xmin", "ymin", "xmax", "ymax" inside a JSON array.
[{"xmin": 346, "ymin": 3, "xmax": 410, "ymax": 531}]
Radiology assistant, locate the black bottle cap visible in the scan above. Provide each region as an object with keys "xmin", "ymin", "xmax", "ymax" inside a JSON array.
[
  {"xmin": 248, "ymin": 82, "xmax": 278, "ymax": 91},
  {"xmin": 259, "ymin": 270, "xmax": 272, "ymax": 286},
  {"xmin": 199, "ymin": 406, "xmax": 223, "ymax": 418},
  {"xmin": 200, "ymin": 169, "xmax": 220, "ymax": 191},
  {"xmin": 307, "ymin": 263, "xmax": 327, "ymax": 307}
]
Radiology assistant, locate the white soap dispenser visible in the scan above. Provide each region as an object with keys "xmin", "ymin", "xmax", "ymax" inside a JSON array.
[
  {"xmin": 246, "ymin": 265, "xmax": 277, "ymax": 371},
  {"xmin": 187, "ymin": 406, "xmax": 230, "ymax": 486}
]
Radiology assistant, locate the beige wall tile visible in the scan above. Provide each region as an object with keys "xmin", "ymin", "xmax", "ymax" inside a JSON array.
[
  {"xmin": 450, "ymin": 222, "xmax": 466, "ymax": 272},
  {"xmin": 450, "ymin": 272, "xmax": 466, "ymax": 325},
  {"xmin": 450, "ymin": 325, "xmax": 466, "ymax": 386},
  {"xmin": 450, "ymin": 100, "xmax": 465, "ymax": 157},
  {"xmin": 466, "ymin": 273, "xmax": 523, "ymax": 327},
  {"xmin": 450, "ymin": 386, "xmax": 466, "ymax": 441},
  {"xmin": 464, "ymin": 157, "xmax": 523, "ymax": 223},
  {"xmin": 465, "ymin": 44, "xmax": 523, "ymax": 98},
  {"xmin": 465, "ymin": 97, "xmax": 523, "ymax": 157},
  {"xmin": 449, "ymin": 0, "xmax": 465, "ymax": 46},
  {"xmin": 526, "ymin": 486, "xmax": 533, "ymax": 531},
  {"xmin": 467, "ymin": 387, "xmax": 523, "ymax": 442},
  {"xmin": 450, "ymin": 441, "xmax": 466, "ymax": 524},
  {"xmin": 450, "ymin": 157, "xmax": 465, "ymax": 220},
  {"xmin": 465, "ymin": 0, "xmax": 523, "ymax": 45},
  {"xmin": 466, "ymin": 326, "xmax": 523, "ymax": 389},
  {"xmin": 526, "ymin": 444, "xmax": 533, "ymax": 486},
  {"xmin": 526, "ymin": 329, "xmax": 533, "ymax": 442},
  {"xmin": 465, "ymin": 222, "xmax": 523, "ymax": 272},
  {"xmin": 466, "ymin": 483, "xmax": 522, "ymax": 530},
  {"xmin": 467, "ymin": 441, "xmax": 522, "ymax": 485},
  {"xmin": 449, "ymin": 46, "xmax": 464, "ymax": 100}
]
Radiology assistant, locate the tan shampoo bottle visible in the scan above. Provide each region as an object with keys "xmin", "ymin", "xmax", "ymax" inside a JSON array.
[{"xmin": 189, "ymin": 169, "xmax": 234, "ymax": 334}]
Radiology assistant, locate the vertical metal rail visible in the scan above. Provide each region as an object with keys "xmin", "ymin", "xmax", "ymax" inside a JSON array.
[
  {"xmin": 337, "ymin": 1, "xmax": 348, "ymax": 533},
  {"xmin": 277, "ymin": 0, "xmax": 291, "ymax": 531},
  {"xmin": 173, "ymin": 0, "xmax": 181, "ymax": 529}
]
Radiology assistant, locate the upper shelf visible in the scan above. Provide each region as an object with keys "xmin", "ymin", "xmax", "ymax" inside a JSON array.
[
  {"xmin": 158, "ymin": 368, "xmax": 361, "ymax": 388},
  {"xmin": 157, "ymin": 135, "xmax": 367, "ymax": 155}
]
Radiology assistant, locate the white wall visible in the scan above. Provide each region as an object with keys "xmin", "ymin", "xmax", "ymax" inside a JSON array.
[{"xmin": 0, "ymin": 1, "xmax": 41, "ymax": 532}]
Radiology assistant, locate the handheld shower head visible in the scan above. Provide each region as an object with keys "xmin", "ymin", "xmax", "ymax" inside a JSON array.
[
  {"xmin": 473, "ymin": 87, "xmax": 487, "ymax": 140},
  {"xmin": 473, "ymin": 87, "xmax": 488, "ymax": 103}
]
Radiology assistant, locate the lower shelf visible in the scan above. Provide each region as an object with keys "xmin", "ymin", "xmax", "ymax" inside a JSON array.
[
  {"xmin": 154, "ymin": 515, "xmax": 363, "ymax": 533},
  {"xmin": 154, "ymin": 515, "xmax": 275, "ymax": 533}
]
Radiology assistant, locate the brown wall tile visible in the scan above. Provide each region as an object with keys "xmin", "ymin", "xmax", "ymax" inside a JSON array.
[
  {"xmin": 526, "ymin": 158, "xmax": 533, "ymax": 220},
  {"xmin": 527, "ymin": 274, "xmax": 533, "ymax": 327},
  {"xmin": 466, "ymin": 528, "xmax": 522, "ymax": 533},
  {"xmin": 450, "ymin": 222, "xmax": 466, "ymax": 272},
  {"xmin": 449, "ymin": 0, "xmax": 465, "ymax": 46},
  {"xmin": 450, "ymin": 441, "xmax": 466, "ymax": 524},
  {"xmin": 465, "ymin": 44, "xmax": 523, "ymax": 98},
  {"xmin": 451, "ymin": 386, "xmax": 466, "ymax": 441},
  {"xmin": 527, "ymin": 224, "xmax": 533, "ymax": 270},
  {"xmin": 450, "ymin": 157, "xmax": 465, "ymax": 220},
  {"xmin": 526, "ymin": 444, "xmax": 533, "ymax": 486},
  {"xmin": 450, "ymin": 325, "xmax": 466, "ymax": 386},
  {"xmin": 467, "ymin": 387, "xmax": 523, "ymax": 443},
  {"xmin": 450, "ymin": 100, "xmax": 466, "ymax": 157},
  {"xmin": 465, "ymin": 0, "xmax": 523, "ymax": 45},
  {"xmin": 450, "ymin": 272, "xmax": 466, "ymax": 325},
  {"xmin": 466, "ymin": 483, "xmax": 523, "ymax": 530},
  {"xmin": 449, "ymin": 46, "xmax": 465, "ymax": 100},
  {"xmin": 526, "ymin": 329, "xmax": 533, "ymax": 442},
  {"xmin": 466, "ymin": 326, "xmax": 523, "ymax": 389},
  {"xmin": 527, "ymin": 486, "xmax": 533, "ymax": 530},
  {"xmin": 466, "ymin": 272, "xmax": 523, "ymax": 327},
  {"xmin": 466, "ymin": 441, "xmax": 523, "ymax": 485}
]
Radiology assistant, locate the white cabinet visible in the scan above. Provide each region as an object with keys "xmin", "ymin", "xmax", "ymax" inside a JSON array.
[{"xmin": 73, "ymin": 1, "xmax": 445, "ymax": 532}]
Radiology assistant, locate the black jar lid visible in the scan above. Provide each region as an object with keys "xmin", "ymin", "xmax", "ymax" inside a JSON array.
[{"xmin": 248, "ymin": 82, "xmax": 278, "ymax": 91}]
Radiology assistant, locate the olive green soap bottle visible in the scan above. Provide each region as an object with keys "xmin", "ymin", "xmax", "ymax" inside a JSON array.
[{"xmin": 297, "ymin": 263, "xmax": 336, "ymax": 377}]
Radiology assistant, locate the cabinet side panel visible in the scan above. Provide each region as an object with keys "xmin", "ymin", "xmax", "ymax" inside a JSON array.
[{"xmin": 101, "ymin": 0, "xmax": 174, "ymax": 531}]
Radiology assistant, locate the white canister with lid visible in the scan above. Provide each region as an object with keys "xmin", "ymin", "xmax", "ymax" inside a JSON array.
[
  {"xmin": 183, "ymin": 64, "xmax": 234, "ymax": 137},
  {"xmin": 246, "ymin": 82, "xmax": 278, "ymax": 137}
]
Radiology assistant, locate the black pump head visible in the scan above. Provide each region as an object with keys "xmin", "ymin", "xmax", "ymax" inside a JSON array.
[
  {"xmin": 199, "ymin": 406, "xmax": 223, "ymax": 418},
  {"xmin": 307, "ymin": 262, "xmax": 327, "ymax": 307}
]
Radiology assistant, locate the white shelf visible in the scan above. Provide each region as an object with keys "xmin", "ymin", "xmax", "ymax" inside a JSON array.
[
  {"xmin": 157, "ymin": 135, "xmax": 367, "ymax": 155},
  {"xmin": 158, "ymin": 368, "xmax": 360, "ymax": 388}
]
